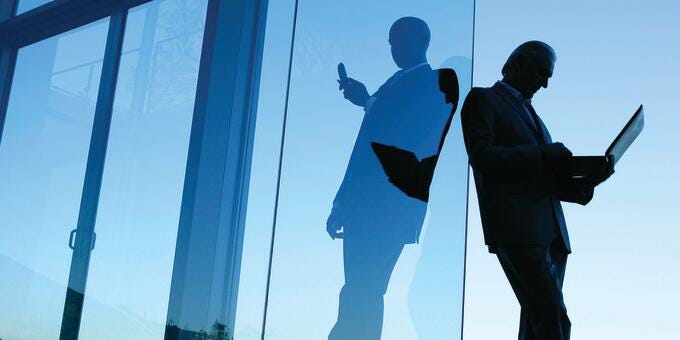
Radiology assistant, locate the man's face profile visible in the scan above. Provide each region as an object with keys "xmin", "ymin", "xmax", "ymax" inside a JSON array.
[
  {"xmin": 388, "ymin": 34, "xmax": 412, "ymax": 69},
  {"xmin": 388, "ymin": 17, "xmax": 429, "ymax": 69},
  {"xmin": 504, "ymin": 43, "xmax": 555, "ymax": 99},
  {"xmin": 523, "ymin": 54, "xmax": 555, "ymax": 98}
]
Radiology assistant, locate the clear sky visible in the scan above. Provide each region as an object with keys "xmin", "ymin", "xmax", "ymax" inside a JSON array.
[{"xmin": 464, "ymin": 1, "xmax": 680, "ymax": 339}]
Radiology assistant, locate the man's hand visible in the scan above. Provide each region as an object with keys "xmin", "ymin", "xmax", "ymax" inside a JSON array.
[
  {"xmin": 338, "ymin": 77, "xmax": 369, "ymax": 107},
  {"xmin": 584, "ymin": 155, "xmax": 615, "ymax": 187},
  {"xmin": 326, "ymin": 208, "xmax": 344, "ymax": 240},
  {"xmin": 540, "ymin": 142, "xmax": 573, "ymax": 177}
]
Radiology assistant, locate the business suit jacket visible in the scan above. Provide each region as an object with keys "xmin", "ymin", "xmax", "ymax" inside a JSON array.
[
  {"xmin": 332, "ymin": 65, "xmax": 451, "ymax": 244},
  {"xmin": 461, "ymin": 82, "xmax": 592, "ymax": 253}
]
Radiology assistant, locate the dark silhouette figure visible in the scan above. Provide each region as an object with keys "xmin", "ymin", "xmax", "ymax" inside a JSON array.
[
  {"xmin": 326, "ymin": 17, "xmax": 457, "ymax": 339},
  {"xmin": 461, "ymin": 41, "xmax": 613, "ymax": 340}
]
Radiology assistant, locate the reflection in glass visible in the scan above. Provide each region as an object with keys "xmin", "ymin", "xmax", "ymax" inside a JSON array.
[
  {"xmin": 76, "ymin": 1, "xmax": 208, "ymax": 339},
  {"xmin": 327, "ymin": 18, "xmax": 455, "ymax": 339},
  {"xmin": 0, "ymin": 18, "xmax": 109, "ymax": 339},
  {"xmin": 16, "ymin": 0, "xmax": 52, "ymax": 15},
  {"xmin": 233, "ymin": 0, "xmax": 297, "ymax": 338},
  {"xmin": 260, "ymin": 1, "xmax": 474, "ymax": 339}
]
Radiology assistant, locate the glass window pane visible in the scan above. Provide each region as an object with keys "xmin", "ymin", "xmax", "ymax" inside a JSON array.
[
  {"xmin": 233, "ymin": 0, "xmax": 297, "ymax": 338},
  {"xmin": 0, "ymin": 18, "xmax": 110, "ymax": 339},
  {"xmin": 75, "ymin": 0, "xmax": 208, "ymax": 338},
  {"xmin": 16, "ymin": 0, "xmax": 52, "ymax": 15},
  {"xmin": 251, "ymin": 1, "xmax": 475, "ymax": 339}
]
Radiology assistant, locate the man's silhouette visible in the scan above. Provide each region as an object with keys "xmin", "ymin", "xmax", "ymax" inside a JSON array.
[
  {"xmin": 461, "ymin": 41, "xmax": 613, "ymax": 340},
  {"xmin": 326, "ymin": 17, "xmax": 454, "ymax": 339}
]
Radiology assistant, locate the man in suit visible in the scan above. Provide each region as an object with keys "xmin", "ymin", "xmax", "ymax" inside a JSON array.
[
  {"xmin": 461, "ymin": 41, "xmax": 613, "ymax": 340},
  {"xmin": 326, "ymin": 17, "xmax": 453, "ymax": 339}
]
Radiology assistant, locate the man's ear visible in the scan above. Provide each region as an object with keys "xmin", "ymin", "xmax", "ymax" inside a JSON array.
[{"xmin": 512, "ymin": 55, "xmax": 530, "ymax": 75}]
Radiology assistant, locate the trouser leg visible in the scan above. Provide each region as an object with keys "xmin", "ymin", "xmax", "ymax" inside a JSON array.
[
  {"xmin": 328, "ymin": 232, "xmax": 404, "ymax": 340},
  {"xmin": 518, "ymin": 307, "xmax": 534, "ymax": 340},
  {"xmin": 496, "ymin": 242, "xmax": 570, "ymax": 340},
  {"xmin": 550, "ymin": 241, "xmax": 570, "ymax": 340}
]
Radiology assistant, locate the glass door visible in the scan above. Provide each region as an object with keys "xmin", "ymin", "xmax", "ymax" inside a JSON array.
[
  {"xmin": 0, "ymin": 18, "xmax": 111, "ymax": 340},
  {"xmin": 76, "ymin": 1, "xmax": 208, "ymax": 338},
  {"xmin": 0, "ymin": 1, "xmax": 209, "ymax": 339}
]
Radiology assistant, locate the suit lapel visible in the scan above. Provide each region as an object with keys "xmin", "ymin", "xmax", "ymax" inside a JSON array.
[
  {"xmin": 492, "ymin": 83, "xmax": 541, "ymax": 136},
  {"xmin": 535, "ymin": 115, "xmax": 552, "ymax": 143}
]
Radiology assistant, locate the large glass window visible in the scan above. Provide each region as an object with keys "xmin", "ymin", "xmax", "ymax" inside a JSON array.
[
  {"xmin": 77, "ymin": 1, "xmax": 208, "ymax": 338},
  {"xmin": 0, "ymin": 0, "xmax": 208, "ymax": 338},
  {"xmin": 239, "ymin": 1, "xmax": 475, "ymax": 339},
  {"xmin": 0, "ymin": 18, "xmax": 109, "ymax": 339}
]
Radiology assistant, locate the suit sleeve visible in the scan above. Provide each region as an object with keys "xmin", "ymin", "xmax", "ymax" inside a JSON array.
[{"xmin": 461, "ymin": 88, "xmax": 544, "ymax": 176}]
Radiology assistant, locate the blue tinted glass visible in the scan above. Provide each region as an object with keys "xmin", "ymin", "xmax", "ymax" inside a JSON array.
[
  {"xmin": 233, "ymin": 0, "xmax": 297, "ymax": 338},
  {"xmin": 0, "ymin": 18, "xmax": 110, "ymax": 339},
  {"xmin": 76, "ymin": 0, "xmax": 208, "ymax": 338},
  {"xmin": 16, "ymin": 0, "xmax": 52, "ymax": 15},
  {"xmin": 239, "ymin": 1, "xmax": 474, "ymax": 339}
]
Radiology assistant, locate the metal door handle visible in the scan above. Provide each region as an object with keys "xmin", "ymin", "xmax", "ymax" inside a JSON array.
[
  {"xmin": 68, "ymin": 229, "xmax": 77, "ymax": 250},
  {"xmin": 68, "ymin": 229, "xmax": 96, "ymax": 251}
]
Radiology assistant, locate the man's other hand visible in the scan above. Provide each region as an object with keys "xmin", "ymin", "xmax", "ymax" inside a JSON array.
[
  {"xmin": 585, "ymin": 155, "xmax": 615, "ymax": 187},
  {"xmin": 338, "ymin": 77, "xmax": 369, "ymax": 107}
]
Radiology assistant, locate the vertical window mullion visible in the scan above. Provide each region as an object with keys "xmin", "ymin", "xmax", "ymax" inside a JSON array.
[
  {"xmin": 0, "ymin": 0, "xmax": 18, "ymax": 145},
  {"xmin": 58, "ymin": 9, "xmax": 128, "ymax": 339},
  {"xmin": 0, "ymin": 47, "xmax": 17, "ymax": 146}
]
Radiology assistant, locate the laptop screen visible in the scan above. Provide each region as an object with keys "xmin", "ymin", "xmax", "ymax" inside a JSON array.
[{"xmin": 606, "ymin": 105, "xmax": 644, "ymax": 165}]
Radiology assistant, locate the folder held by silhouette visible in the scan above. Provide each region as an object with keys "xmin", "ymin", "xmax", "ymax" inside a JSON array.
[
  {"xmin": 371, "ymin": 142, "xmax": 418, "ymax": 177},
  {"xmin": 371, "ymin": 142, "xmax": 437, "ymax": 202}
]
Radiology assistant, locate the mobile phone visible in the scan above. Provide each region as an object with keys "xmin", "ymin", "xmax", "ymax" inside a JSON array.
[{"xmin": 338, "ymin": 62, "xmax": 348, "ymax": 83}]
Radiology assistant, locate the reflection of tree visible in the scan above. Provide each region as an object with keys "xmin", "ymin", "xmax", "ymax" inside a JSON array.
[
  {"xmin": 103, "ymin": 0, "xmax": 209, "ymax": 244},
  {"xmin": 145, "ymin": 0, "xmax": 207, "ymax": 115},
  {"xmin": 211, "ymin": 321, "xmax": 229, "ymax": 340},
  {"xmin": 165, "ymin": 320, "xmax": 231, "ymax": 340}
]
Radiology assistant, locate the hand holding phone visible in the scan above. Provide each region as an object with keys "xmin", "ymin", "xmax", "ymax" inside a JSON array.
[
  {"xmin": 337, "ymin": 62, "xmax": 369, "ymax": 106},
  {"xmin": 337, "ymin": 62, "xmax": 348, "ymax": 89}
]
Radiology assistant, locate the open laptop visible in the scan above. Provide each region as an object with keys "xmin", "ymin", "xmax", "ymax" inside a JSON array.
[{"xmin": 570, "ymin": 104, "xmax": 644, "ymax": 177}]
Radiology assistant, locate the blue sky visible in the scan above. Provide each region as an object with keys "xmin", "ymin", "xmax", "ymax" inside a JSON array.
[{"xmin": 465, "ymin": 1, "xmax": 680, "ymax": 339}]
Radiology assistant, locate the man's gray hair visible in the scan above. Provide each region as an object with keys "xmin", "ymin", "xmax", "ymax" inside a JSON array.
[{"xmin": 502, "ymin": 41, "xmax": 556, "ymax": 76}]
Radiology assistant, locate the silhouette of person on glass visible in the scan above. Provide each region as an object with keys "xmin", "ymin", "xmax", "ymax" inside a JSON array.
[
  {"xmin": 326, "ymin": 17, "xmax": 457, "ymax": 340},
  {"xmin": 461, "ymin": 41, "xmax": 614, "ymax": 340}
]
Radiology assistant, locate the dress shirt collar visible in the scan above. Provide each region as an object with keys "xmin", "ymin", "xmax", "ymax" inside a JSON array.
[
  {"xmin": 497, "ymin": 80, "xmax": 541, "ymax": 131},
  {"xmin": 497, "ymin": 80, "xmax": 529, "ymax": 104},
  {"xmin": 365, "ymin": 62, "xmax": 430, "ymax": 115},
  {"xmin": 384, "ymin": 62, "xmax": 429, "ymax": 89},
  {"xmin": 400, "ymin": 62, "xmax": 429, "ymax": 75}
]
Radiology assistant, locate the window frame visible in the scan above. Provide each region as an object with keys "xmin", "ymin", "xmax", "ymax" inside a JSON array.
[{"xmin": 0, "ymin": 0, "xmax": 270, "ymax": 338}]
